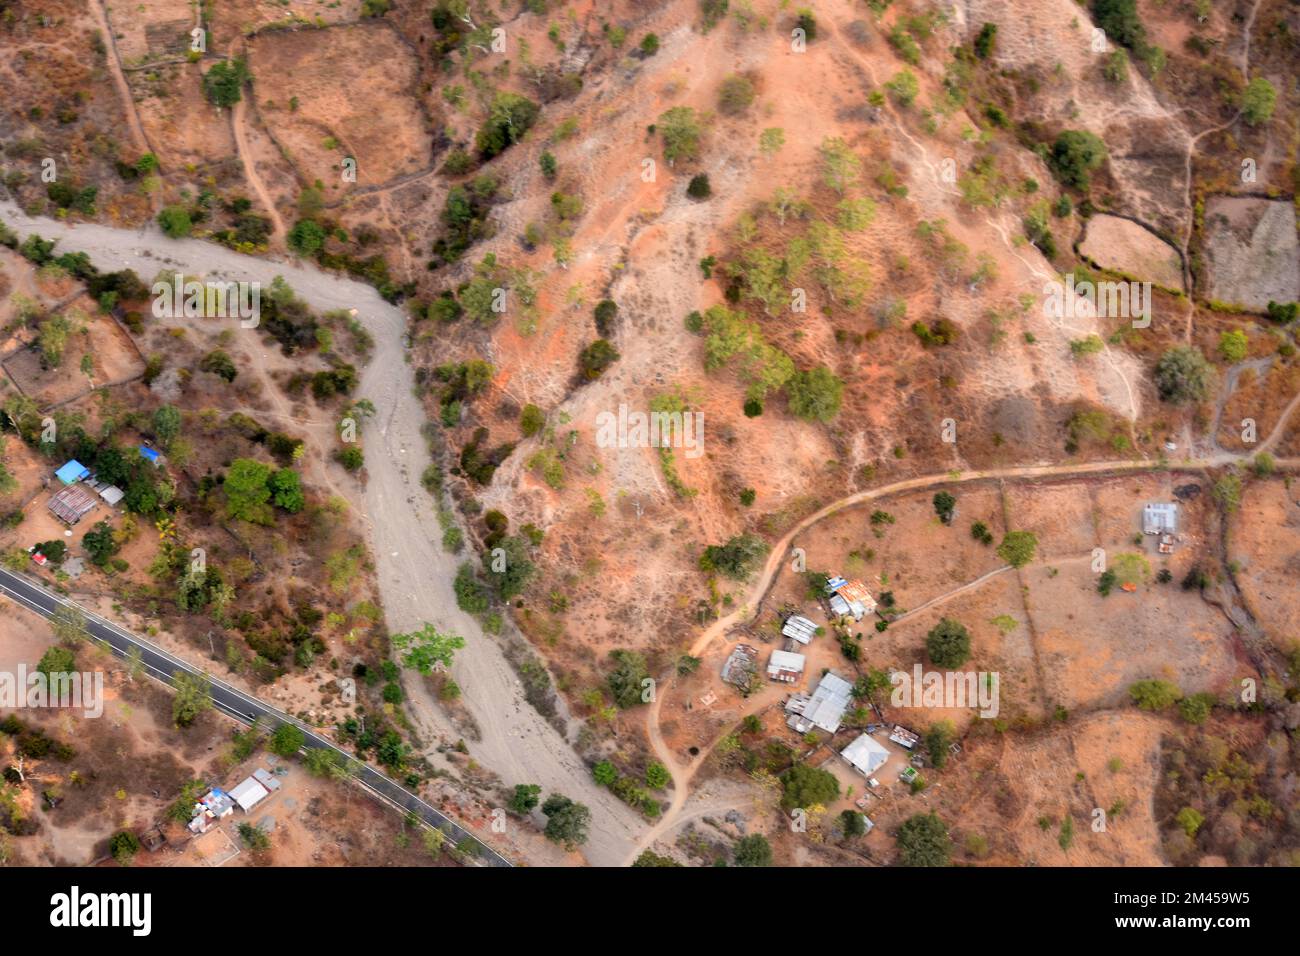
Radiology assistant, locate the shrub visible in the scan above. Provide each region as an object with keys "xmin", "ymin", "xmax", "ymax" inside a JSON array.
[
  {"xmin": 1218, "ymin": 329, "xmax": 1248, "ymax": 362},
  {"xmin": 520, "ymin": 403, "xmax": 545, "ymax": 437},
  {"xmin": 718, "ymin": 74, "xmax": 755, "ymax": 115},
  {"xmin": 639, "ymin": 34, "xmax": 660, "ymax": 56},
  {"xmin": 1129, "ymin": 679, "xmax": 1182, "ymax": 711},
  {"xmin": 578, "ymin": 339, "xmax": 620, "ymax": 380},
  {"xmin": 1240, "ymin": 77, "xmax": 1275, "ymax": 126},
  {"xmin": 686, "ymin": 174, "xmax": 712, "ymax": 200},
  {"xmin": 157, "ymin": 205, "xmax": 193, "ymax": 239},
  {"xmin": 1155, "ymin": 346, "xmax": 1213, "ymax": 404},
  {"xmin": 593, "ymin": 299, "xmax": 618, "ymax": 335},
  {"xmin": 973, "ymin": 22, "xmax": 996, "ymax": 59},
  {"xmin": 288, "ymin": 219, "xmax": 326, "ymax": 256},
  {"xmin": 476, "ymin": 92, "xmax": 541, "ymax": 160},
  {"xmin": 997, "ymin": 530, "xmax": 1037, "ymax": 568},
  {"xmin": 539, "ymin": 151, "xmax": 558, "ymax": 180},
  {"xmin": 733, "ymin": 834, "xmax": 772, "ymax": 866}
]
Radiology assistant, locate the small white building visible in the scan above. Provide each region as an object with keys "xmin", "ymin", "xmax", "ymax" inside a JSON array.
[
  {"xmin": 841, "ymin": 733, "xmax": 891, "ymax": 777},
  {"xmin": 229, "ymin": 777, "xmax": 270, "ymax": 813},
  {"xmin": 826, "ymin": 577, "xmax": 878, "ymax": 620},
  {"xmin": 766, "ymin": 649, "xmax": 806, "ymax": 683},
  {"xmin": 1142, "ymin": 502, "xmax": 1178, "ymax": 535}
]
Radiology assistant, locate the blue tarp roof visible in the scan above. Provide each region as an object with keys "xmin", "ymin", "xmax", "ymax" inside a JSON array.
[
  {"xmin": 138, "ymin": 446, "xmax": 159, "ymax": 462},
  {"xmin": 55, "ymin": 460, "xmax": 89, "ymax": 485}
]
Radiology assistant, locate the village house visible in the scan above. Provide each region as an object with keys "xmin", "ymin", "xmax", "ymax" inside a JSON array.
[
  {"xmin": 825, "ymin": 577, "xmax": 878, "ymax": 621},
  {"xmin": 786, "ymin": 671, "xmax": 854, "ymax": 734},
  {"xmin": 841, "ymin": 732, "xmax": 891, "ymax": 777},
  {"xmin": 781, "ymin": 614, "xmax": 819, "ymax": 645},
  {"xmin": 766, "ymin": 649, "xmax": 806, "ymax": 684}
]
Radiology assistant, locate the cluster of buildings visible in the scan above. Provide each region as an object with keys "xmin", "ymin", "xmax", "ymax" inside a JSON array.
[
  {"xmin": 715, "ymin": 570, "xmax": 935, "ymax": 835},
  {"xmin": 722, "ymin": 575, "xmax": 880, "ymax": 696},
  {"xmin": 46, "ymin": 447, "xmax": 162, "ymax": 526},
  {"xmin": 187, "ymin": 768, "xmax": 282, "ymax": 835},
  {"xmin": 1142, "ymin": 501, "xmax": 1179, "ymax": 555}
]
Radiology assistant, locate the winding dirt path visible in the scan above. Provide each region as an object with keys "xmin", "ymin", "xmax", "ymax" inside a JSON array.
[
  {"xmin": 231, "ymin": 81, "xmax": 287, "ymax": 244},
  {"xmin": 0, "ymin": 201, "xmax": 646, "ymax": 867}
]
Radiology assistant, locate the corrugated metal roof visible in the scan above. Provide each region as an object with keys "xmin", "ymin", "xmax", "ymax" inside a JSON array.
[
  {"xmin": 229, "ymin": 777, "xmax": 269, "ymax": 812},
  {"xmin": 841, "ymin": 733, "xmax": 890, "ymax": 776},
  {"xmin": 787, "ymin": 672, "xmax": 853, "ymax": 733}
]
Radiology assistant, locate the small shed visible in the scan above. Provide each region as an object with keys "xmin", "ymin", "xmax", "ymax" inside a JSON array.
[
  {"xmin": 781, "ymin": 614, "xmax": 819, "ymax": 645},
  {"xmin": 1142, "ymin": 502, "xmax": 1177, "ymax": 535},
  {"xmin": 138, "ymin": 445, "xmax": 162, "ymax": 466},
  {"xmin": 252, "ymin": 768, "xmax": 282, "ymax": 792},
  {"xmin": 97, "ymin": 485, "xmax": 125, "ymax": 506},
  {"xmin": 721, "ymin": 644, "xmax": 759, "ymax": 688},
  {"xmin": 766, "ymin": 649, "xmax": 806, "ymax": 683},
  {"xmin": 54, "ymin": 460, "xmax": 90, "ymax": 485}
]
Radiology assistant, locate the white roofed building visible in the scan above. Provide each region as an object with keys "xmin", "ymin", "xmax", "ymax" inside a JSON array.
[{"xmin": 841, "ymin": 733, "xmax": 891, "ymax": 777}]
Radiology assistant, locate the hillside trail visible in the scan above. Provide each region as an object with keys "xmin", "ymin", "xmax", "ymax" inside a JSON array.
[
  {"xmin": 90, "ymin": 0, "xmax": 158, "ymax": 212},
  {"xmin": 230, "ymin": 37, "xmax": 288, "ymax": 246},
  {"xmin": 630, "ymin": 3, "xmax": 1279, "ymax": 863},
  {"xmin": 0, "ymin": 201, "xmax": 647, "ymax": 867}
]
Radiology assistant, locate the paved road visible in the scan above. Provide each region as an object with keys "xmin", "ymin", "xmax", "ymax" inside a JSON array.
[{"xmin": 0, "ymin": 567, "xmax": 511, "ymax": 867}]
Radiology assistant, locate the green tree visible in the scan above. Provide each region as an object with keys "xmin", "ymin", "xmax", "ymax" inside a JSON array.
[
  {"xmin": 1175, "ymin": 806, "xmax": 1204, "ymax": 838},
  {"xmin": 1048, "ymin": 130, "xmax": 1107, "ymax": 190},
  {"xmin": 224, "ymin": 458, "xmax": 273, "ymax": 524},
  {"xmin": 392, "ymin": 623, "xmax": 466, "ymax": 674},
  {"xmin": 109, "ymin": 830, "xmax": 142, "ymax": 866},
  {"xmin": 152, "ymin": 404, "xmax": 182, "ymax": 449},
  {"xmin": 269, "ymin": 468, "xmax": 305, "ymax": 513},
  {"xmin": 202, "ymin": 58, "xmax": 249, "ymax": 108},
  {"xmin": 519, "ymin": 403, "xmax": 545, "ymax": 437},
  {"xmin": 592, "ymin": 761, "xmax": 618, "ymax": 786},
  {"xmin": 932, "ymin": 491, "xmax": 956, "ymax": 524},
  {"xmin": 786, "ymin": 366, "xmax": 844, "ymax": 423},
  {"xmin": 509, "ymin": 783, "xmax": 541, "ymax": 814},
  {"xmin": 841, "ymin": 809, "xmax": 867, "ymax": 839},
  {"xmin": 476, "ymin": 92, "xmax": 541, "ymax": 160},
  {"xmin": 896, "ymin": 811, "xmax": 952, "ymax": 866},
  {"xmin": 779, "ymin": 763, "xmax": 839, "ymax": 810},
  {"xmin": 270, "ymin": 723, "xmax": 306, "ymax": 757},
  {"xmin": 699, "ymin": 533, "xmax": 768, "ymax": 581},
  {"xmin": 288, "ymin": 219, "xmax": 326, "ymax": 256},
  {"xmin": 926, "ymin": 720, "xmax": 956, "ymax": 769},
  {"xmin": 157, "ymin": 205, "xmax": 193, "ymax": 238},
  {"xmin": 645, "ymin": 761, "xmax": 671, "ymax": 789},
  {"xmin": 578, "ymin": 339, "xmax": 620, "ymax": 379},
  {"xmin": 541, "ymin": 793, "xmax": 591, "ymax": 849},
  {"xmin": 50, "ymin": 604, "xmax": 90, "ymax": 645},
  {"xmin": 658, "ymin": 106, "xmax": 703, "ymax": 164},
  {"xmin": 172, "ymin": 670, "xmax": 212, "ymax": 727},
  {"xmin": 997, "ymin": 530, "xmax": 1038, "ymax": 568},
  {"xmin": 483, "ymin": 534, "xmax": 535, "ymax": 599},
  {"xmin": 606, "ymin": 649, "xmax": 650, "ymax": 708},
  {"xmin": 926, "ymin": 618, "xmax": 972, "ymax": 668},
  {"xmin": 973, "ymin": 22, "xmax": 997, "ymax": 59},
  {"xmin": 1177, "ymin": 692, "xmax": 1216, "ymax": 725},
  {"xmin": 733, "ymin": 833, "xmax": 773, "ymax": 866},
  {"xmin": 1240, "ymin": 77, "xmax": 1276, "ymax": 126},
  {"xmin": 36, "ymin": 645, "xmax": 76, "ymax": 678}
]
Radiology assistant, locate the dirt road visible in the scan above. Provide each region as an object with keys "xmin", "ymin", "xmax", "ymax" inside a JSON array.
[{"xmin": 0, "ymin": 202, "xmax": 646, "ymax": 866}]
